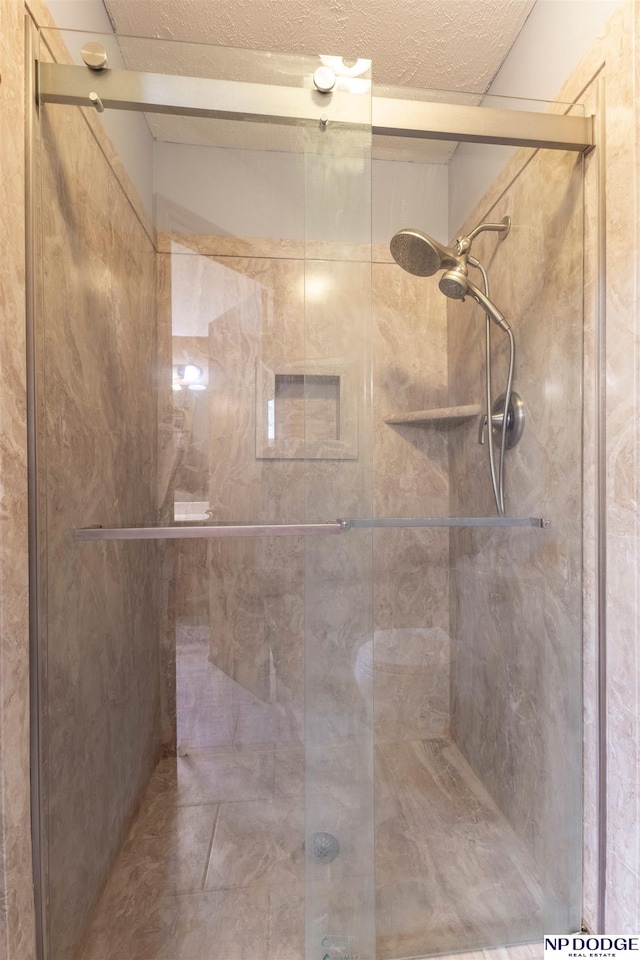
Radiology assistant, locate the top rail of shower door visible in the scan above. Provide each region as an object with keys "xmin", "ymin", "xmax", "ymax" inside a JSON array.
[
  {"xmin": 73, "ymin": 517, "xmax": 548, "ymax": 540},
  {"xmin": 36, "ymin": 62, "xmax": 595, "ymax": 152}
]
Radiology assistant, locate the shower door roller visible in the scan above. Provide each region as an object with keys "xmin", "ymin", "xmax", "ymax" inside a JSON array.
[{"xmin": 490, "ymin": 391, "xmax": 525, "ymax": 449}]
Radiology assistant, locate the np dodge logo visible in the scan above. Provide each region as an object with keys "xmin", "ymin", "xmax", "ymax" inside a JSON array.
[{"xmin": 545, "ymin": 936, "xmax": 640, "ymax": 958}]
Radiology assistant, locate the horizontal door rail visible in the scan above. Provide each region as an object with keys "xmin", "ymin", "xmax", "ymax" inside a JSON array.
[
  {"xmin": 74, "ymin": 516, "xmax": 548, "ymax": 540},
  {"xmin": 372, "ymin": 98, "xmax": 593, "ymax": 152},
  {"xmin": 344, "ymin": 516, "xmax": 548, "ymax": 529},
  {"xmin": 37, "ymin": 62, "xmax": 371, "ymax": 127},
  {"xmin": 74, "ymin": 521, "xmax": 346, "ymax": 541},
  {"xmin": 37, "ymin": 62, "xmax": 594, "ymax": 153}
]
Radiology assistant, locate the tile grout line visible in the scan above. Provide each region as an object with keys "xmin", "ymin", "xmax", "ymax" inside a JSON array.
[{"xmin": 201, "ymin": 804, "xmax": 221, "ymax": 890}]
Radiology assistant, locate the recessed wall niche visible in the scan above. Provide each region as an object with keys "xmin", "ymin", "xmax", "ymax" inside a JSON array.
[{"xmin": 256, "ymin": 358, "xmax": 358, "ymax": 459}]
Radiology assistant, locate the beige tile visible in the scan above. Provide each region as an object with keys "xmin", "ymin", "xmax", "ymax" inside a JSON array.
[
  {"xmin": 169, "ymin": 887, "xmax": 271, "ymax": 960},
  {"xmin": 81, "ymin": 886, "xmax": 272, "ymax": 960},
  {"xmin": 0, "ymin": 2, "xmax": 36, "ymax": 957},
  {"xmin": 205, "ymin": 798, "xmax": 304, "ymax": 889},
  {"xmin": 268, "ymin": 883, "xmax": 305, "ymax": 960},
  {"xmin": 447, "ymin": 129, "xmax": 584, "ymax": 921},
  {"xmin": 123, "ymin": 805, "xmax": 218, "ymax": 895},
  {"xmin": 174, "ymin": 750, "xmax": 276, "ymax": 805},
  {"xmin": 40, "ymin": 43, "xmax": 160, "ymax": 958},
  {"xmin": 437, "ymin": 945, "xmax": 543, "ymax": 960},
  {"xmin": 274, "ymin": 747, "xmax": 305, "ymax": 799},
  {"xmin": 306, "ymin": 877, "xmax": 376, "ymax": 960},
  {"xmin": 376, "ymin": 740, "xmax": 546, "ymax": 958}
]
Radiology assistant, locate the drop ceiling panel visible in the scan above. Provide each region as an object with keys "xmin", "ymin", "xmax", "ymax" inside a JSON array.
[
  {"xmin": 100, "ymin": 0, "xmax": 534, "ymax": 160},
  {"xmin": 104, "ymin": 0, "xmax": 535, "ymax": 92}
]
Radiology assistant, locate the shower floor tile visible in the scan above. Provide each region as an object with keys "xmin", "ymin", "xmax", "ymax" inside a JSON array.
[
  {"xmin": 205, "ymin": 797, "xmax": 304, "ymax": 889},
  {"xmin": 438, "ymin": 945, "xmax": 543, "ymax": 960},
  {"xmin": 375, "ymin": 739, "xmax": 547, "ymax": 958},
  {"xmin": 79, "ymin": 887, "xmax": 271, "ymax": 960},
  {"xmin": 169, "ymin": 749, "xmax": 276, "ymax": 804},
  {"xmin": 76, "ymin": 739, "xmax": 549, "ymax": 960}
]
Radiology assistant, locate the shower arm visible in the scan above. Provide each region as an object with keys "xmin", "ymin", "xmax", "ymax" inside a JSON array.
[{"xmin": 455, "ymin": 216, "xmax": 511, "ymax": 255}]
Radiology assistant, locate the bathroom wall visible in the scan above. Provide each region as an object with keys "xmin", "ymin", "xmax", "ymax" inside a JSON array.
[
  {"xmin": 154, "ymin": 141, "xmax": 449, "ymax": 246},
  {"xmin": 37, "ymin": 0, "xmax": 155, "ymax": 217},
  {"xmin": 448, "ymin": 0, "xmax": 640, "ymax": 935},
  {"xmin": 0, "ymin": 1, "xmax": 36, "ymax": 957},
  {"xmin": 153, "ymin": 121, "xmax": 452, "ymax": 746},
  {"xmin": 156, "ymin": 235, "xmax": 450, "ymax": 757},
  {"xmin": 449, "ymin": 0, "xmax": 623, "ymax": 232},
  {"xmin": 34, "ymin": 16, "xmax": 162, "ymax": 960},
  {"xmin": 372, "ymin": 255, "xmax": 450, "ymax": 742},
  {"xmin": 448, "ymin": 139, "xmax": 584, "ymax": 929},
  {"xmin": 1, "ymin": 4, "xmax": 639, "ymax": 959},
  {"xmin": 592, "ymin": 1, "xmax": 640, "ymax": 931}
]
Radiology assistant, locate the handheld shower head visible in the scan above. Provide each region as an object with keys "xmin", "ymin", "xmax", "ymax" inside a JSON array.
[
  {"xmin": 390, "ymin": 225, "xmax": 510, "ymax": 333},
  {"xmin": 439, "ymin": 265, "xmax": 468, "ymax": 300},
  {"xmin": 390, "ymin": 228, "xmax": 458, "ymax": 278}
]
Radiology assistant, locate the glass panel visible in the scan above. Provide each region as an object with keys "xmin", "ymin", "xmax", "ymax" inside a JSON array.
[
  {"xmin": 302, "ymin": 84, "xmax": 375, "ymax": 960},
  {"xmin": 35, "ymin": 24, "xmax": 582, "ymax": 960},
  {"xmin": 373, "ymin": 128, "xmax": 583, "ymax": 956},
  {"xmin": 37, "ymin": 26, "xmax": 375, "ymax": 960},
  {"xmin": 447, "ymin": 144, "xmax": 584, "ymax": 947}
]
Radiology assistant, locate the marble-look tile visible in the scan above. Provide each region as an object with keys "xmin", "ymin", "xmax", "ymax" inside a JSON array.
[
  {"xmin": 275, "ymin": 746, "xmax": 305, "ymax": 798},
  {"xmin": 80, "ymin": 804, "xmax": 219, "ymax": 922},
  {"xmin": 600, "ymin": 1, "xmax": 640, "ymax": 936},
  {"xmin": 76, "ymin": 753, "xmax": 309, "ymax": 959},
  {"xmin": 438, "ymin": 945, "xmax": 543, "ymax": 960},
  {"xmin": 80, "ymin": 887, "xmax": 271, "ymax": 960},
  {"xmin": 0, "ymin": 2, "xmax": 36, "ymax": 958},
  {"xmin": 169, "ymin": 887, "xmax": 271, "ymax": 960},
  {"xmin": 372, "ymin": 263, "xmax": 451, "ymax": 743},
  {"xmin": 38, "ymin": 35, "xmax": 161, "ymax": 960},
  {"xmin": 205, "ymin": 798, "xmax": 304, "ymax": 889},
  {"xmin": 445, "ymin": 14, "xmax": 640, "ymax": 937},
  {"xmin": 448, "ymin": 133, "xmax": 584, "ymax": 926},
  {"xmin": 197, "ymin": 254, "xmax": 307, "ymax": 714},
  {"xmin": 173, "ymin": 751, "xmax": 276, "ymax": 805},
  {"xmin": 371, "ymin": 624, "xmax": 451, "ymax": 742},
  {"xmin": 21, "ymin": 9, "xmax": 640, "ymax": 960},
  {"xmin": 305, "ymin": 876, "xmax": 376, "ymax": 960},
  {"xmin": 268, "ymin": 882, "xmax": 305, "ymax": 960},
  {"xmin": 376, "ymin": 739, "xmax": 547, "ymax": 957},
  {"xmin": 579, "ymin": 74, "xmax": 600, "ymax": 935}
]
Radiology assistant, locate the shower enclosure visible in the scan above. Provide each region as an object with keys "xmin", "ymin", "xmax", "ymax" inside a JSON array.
[{"xmin": 29, "ymin": 22, "xmax": 589, "ymax": 960}]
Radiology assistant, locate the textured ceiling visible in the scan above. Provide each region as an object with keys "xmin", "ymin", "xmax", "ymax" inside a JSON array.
[
  {"xmin": 103, "ymin": 0, "xmax": 535, "ymax": 93},
  {"xmin": 100, "ymin": 0, "xmax": 535, "ymax": 162}
]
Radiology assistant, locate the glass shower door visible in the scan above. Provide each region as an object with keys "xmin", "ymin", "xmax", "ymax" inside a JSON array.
[
  {"xmin": 34, "ymin": 25, "xmax": 585, "ymax": 960},
  {"xmin": 301, "ymin": 84, "xmax": 374, "ymax": 960},
  {"xmin": 36, "ymin": 27, "xmax": 374, "ymax": 960}
]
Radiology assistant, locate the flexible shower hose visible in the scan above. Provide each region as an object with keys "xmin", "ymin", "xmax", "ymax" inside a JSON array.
[{"xmin": 471, "ymin": 258, "xmax": 514, "ymax": 516}]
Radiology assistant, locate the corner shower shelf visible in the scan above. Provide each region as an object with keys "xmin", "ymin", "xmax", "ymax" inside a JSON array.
[
  {"xmin": 74, "ymin": 515, "xmax": 549, "ymax": 541},
  {"xmin": 384, "ymin": 403, "xmax": 482, "ymax": 426}
]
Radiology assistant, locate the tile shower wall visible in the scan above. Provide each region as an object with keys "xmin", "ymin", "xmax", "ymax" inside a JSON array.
[
  {"xmin": 597, "ymin": 0, "xmax": 640, "ymax": 931},
  {"xmin": 158, "ymin": 234, "xmax": 451, "ymax": 760},
  {"xmin": 36, "ymin": 28, "xmax": 161, "ymax": 960},
  {"xmin": 451, "ymin": 0, "xmax": 640, "ymax": 934},
  {"xmin": 372, "ymin": 255, "xmax": 450, "ymax": 742},
  {"xmin": 447, "ymin": 142, "xmax": 584, "ymax": 926},
  {"xmin": 0, "ymin": 2, "xmax": 35, "ymax": 957},
  {"xmin": 1, "ymin": 8, "xmax": 639, "ymax": 960}
]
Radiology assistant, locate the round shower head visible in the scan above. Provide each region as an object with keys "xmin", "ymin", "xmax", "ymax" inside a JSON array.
[
  {"xmin": 439, "ymin": 266, "xmax": 468, "ymax": 300},
  {"xmin": 390, "ymin": 228, "xmax": 455, "ymax": 278}
]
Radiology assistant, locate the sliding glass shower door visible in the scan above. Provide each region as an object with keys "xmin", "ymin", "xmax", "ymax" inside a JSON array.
[
  {"xmin": 33, "ymin": 23, "xmax": 584, "ymax": 960},
  {"xmin": 36, "ymin": 28, "xmax": 374, "ymax": 960}
]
